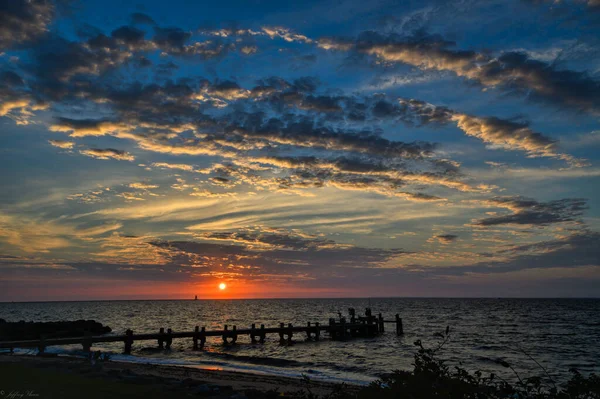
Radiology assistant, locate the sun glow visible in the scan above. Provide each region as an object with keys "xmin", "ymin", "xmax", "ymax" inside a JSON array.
[{"xmin": 219, "ymin": 283, "xmax": 227, "ymax": 290}]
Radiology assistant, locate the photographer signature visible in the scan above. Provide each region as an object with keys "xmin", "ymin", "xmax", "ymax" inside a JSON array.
[{"xmin": 0, "ymin": 391, "xmax": 39, "ymax": 399}]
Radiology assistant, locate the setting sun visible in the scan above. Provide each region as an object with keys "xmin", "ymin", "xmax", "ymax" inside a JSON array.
[{"xmin": 219, "ymin": 283, "xmax": 227, "ymax": 290}]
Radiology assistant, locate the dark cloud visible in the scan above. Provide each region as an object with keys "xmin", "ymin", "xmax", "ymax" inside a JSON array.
[
  {"xmin": 227, "ymin": 114, "xmax": 436, "ymax": 159},
  {"xmin": 419, "ymin": 231, "xmax": 600, "ymax": 276},
  {"xmin": 151, "ymin": 232, "xmax": 407, "ymax": 275},
  {"xmin": 196, "ymin": 228, "xmax": 349, "ymax": 251},
  {"xmin": 130, "ymin": 12, "xmax": 156, "ymax": 26},
  {"xmin": 429, "ymin": 234, "xmax": 458, "ymax": 244},
  {"xmin": 319, "ymin": 31, "xmax": 600, "ymax": 114},
  {"xmin": 79, "ymin": 148, "xmax": 135, "ymax": 161},
  {"xmin": 111, "ymin": 25, "xmax": 146, "ymax": 45},
  {"xmin": 473, "ymin": 196, "xmax": 588, "ymax": 226},
  {"xmin": 0, "ymin": 0, "xmax": 54, "ymax": 50}
]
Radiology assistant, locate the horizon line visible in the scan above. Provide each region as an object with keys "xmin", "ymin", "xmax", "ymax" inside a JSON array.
[{"xmin": 2, "ymin": 296, "xmax": 599, "ymax": 304}]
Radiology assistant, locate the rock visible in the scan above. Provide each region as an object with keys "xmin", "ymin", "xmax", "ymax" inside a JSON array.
[{"xmin": 0, "ymin": 320, "xmax": 112, "ymax": 341}]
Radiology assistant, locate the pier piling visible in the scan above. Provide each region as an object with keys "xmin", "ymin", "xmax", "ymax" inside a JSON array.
[
  {"xmin": 124, "ymin": 329, "xmax": 133, "ymax": 354},
  {"xmin": 396, "ymin": 314, "xmax": 403, "ymax": 335},
  {"xmin": 192, "ymin": 326, "xmax": 199, "ymax": 350},
  {"xmin": 165, "ymin": 328, "xmax": 173, "ymax": 349},
  {"xmin": 158, "ymin": 327, "xmax": 165, "ymax": 349}
]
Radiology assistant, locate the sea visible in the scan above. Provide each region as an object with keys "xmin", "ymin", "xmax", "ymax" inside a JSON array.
[{"xmin": 1, "ymin": 298, "xmax": 599, "ymax": 385}]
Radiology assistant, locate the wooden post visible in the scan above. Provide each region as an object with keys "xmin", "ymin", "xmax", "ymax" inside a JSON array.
[
  {"xmin": 158, "ymin": 327, "xmax": 165, "ymax": 349},
  {"xmin": 341, "ymin": 317, "xmax": 347, "ymax": 340},
  {"xmin": 348, "ymin": 308, "xmax": 356, "ymax": 323},
  {"xmin": 165, "ymin": 328, "xmax": 173, "ymax": 349},
  {"xmin": 251, "ymin": 323, "xmax": 257, "ymax": 344},
  {"xmin": 200, "ymin": 326, "xmax": 206, "ymax": 349},
  {"xmin": 231, "ymin": 325, "xmax": 237, "ymax": 344},
  {"xmin": 315, "ymin": 322, "xmax": 320, "ymax": 341},
  {"xmin": 279, "ymin": 322, "xmax": 285, "ymax": 343},
  {"xmin": 396, "ymin": 314, "xmax": 404, "ymax": 335},
  {"xmin": 329, "ymin": 318, "xmax": 336, "ymax": 340},
  {"xmin": 259, "ymin": 324, "xmax": 266, "ymax": 343},
  {"xmin": 223, "ymin": 325, "xmax": 229, "ymax": 344},
  {"xmin": 378, "ymin": 313, "xmax": 384, "ymax": 333},
  {"xmin": 192, "ymin": 326, "xmax": 199, "ymax": 350},
  {"xmin": 287, "ymin": 323, "xmax": 293, "ymax": 344},
  {"xmin": 124, "ymin": 329, "xmax": 133, "ymax": 354},
  {"xmin": 306, "ymin": 321, "xmax": 311, "ymax": 340}
]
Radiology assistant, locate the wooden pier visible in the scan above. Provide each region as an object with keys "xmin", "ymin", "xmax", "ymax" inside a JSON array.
[{"xmin": 0, "ymin": 308, "xmax": 403, "ymax": 355}]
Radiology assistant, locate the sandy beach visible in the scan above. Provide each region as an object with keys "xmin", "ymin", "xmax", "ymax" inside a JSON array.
[{"xmin": 0, "ymin": 354, "xmax": 360, "ymax": 398}]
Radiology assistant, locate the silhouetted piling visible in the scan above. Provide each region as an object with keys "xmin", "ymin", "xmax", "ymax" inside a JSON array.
[
  {"xmin": 165, "ymin": 328, "xmax": 173, "ymax": 349},
  {"xmin": 158, "ymin": 327, "xmax": 165, "ymax": 349},
  {"xmin": 396, "ymin": 314, "xmax": 403, "ymax": 335},
  {"xmin": 123, "ymin": 329, "xmax": 133, "ymax": 354}
]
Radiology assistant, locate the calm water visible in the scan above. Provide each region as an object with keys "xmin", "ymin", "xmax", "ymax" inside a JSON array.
[{"xmin": 1, "ymin": 298, "xmax": 599, "ymax": 384}]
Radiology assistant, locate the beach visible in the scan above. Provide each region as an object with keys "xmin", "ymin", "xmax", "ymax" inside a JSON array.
[{"xmin": 0, "ymin": 354, "xmax": 359, "ymax": 398}]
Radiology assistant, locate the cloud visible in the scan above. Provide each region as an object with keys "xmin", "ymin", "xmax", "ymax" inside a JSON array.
[
  {"xmin": 129, "ymin": 182, "xmax": 158, "ymax": 190},
  {"xmin": 50, "ymin": 118, "xmax": 132, "ymax": 137},
  {"xmin": 195, "ymin": 228, "xmax": 349, "ymax": 251},
  {"xmin": 150, "ymin": 230, "xmax": 407, "ymax": 277},
  {"xmin": 48, "ymin": 139, "xmax": 75, "ymax": 149},
  {"xmin": 472, "ymin": 196, "xmax": 588, "ymax": 226},
  {"xmin": 421, "ymin": 230, "xmax": 600, "ymax": 276},
  {"xmin": 428, "ymin": 234, "xmax": 459, "ymax": 244},
  {"xmin": 130, "ymin": 12, "xmax": 157, "ymax": 26},
  {"xmin": 0, "ymin": 0, "xmax": 54, "ymax": 50},
  {"xmin": 319, "ymin": 31, "xmax": 600, "ymax": 114},
  {"xmin": 79, "ymin": 148, "xmax": 135, "ymax": 161},
  {"xmin": 151, "ymin": 162, "xmax": 199, "ymax": 172},
  {"xmin": 400, "ymin": 99, "xmax": 586, "ymax": 166}
]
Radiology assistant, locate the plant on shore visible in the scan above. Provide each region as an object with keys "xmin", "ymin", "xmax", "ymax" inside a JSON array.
[{"xmin": 299, "ymin": 326, "xmax": 600, "ymax": 399}]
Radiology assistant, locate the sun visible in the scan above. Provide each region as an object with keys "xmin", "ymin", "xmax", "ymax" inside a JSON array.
[{"xmin": 219, "ymin": 283, "xmax": 227, "ymax": 290}]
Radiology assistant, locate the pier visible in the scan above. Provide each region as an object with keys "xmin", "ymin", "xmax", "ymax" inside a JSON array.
[{"xmin": 0, "ymin": 308, "xmax": 404, "ymax": 355}]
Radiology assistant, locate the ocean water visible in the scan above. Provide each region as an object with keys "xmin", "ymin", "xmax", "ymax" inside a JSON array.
[{"xmin": 1, "ymin": 298, "xmax": 599, "ymax": 385}]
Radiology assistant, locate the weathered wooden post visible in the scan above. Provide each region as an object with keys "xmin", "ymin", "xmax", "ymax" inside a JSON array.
[
  {"xmin": 341, "ymin": 317, "xmax": 347, "ymax": 340},
  {"xmin": 124, "ymin": 329, "xmax": 133, "ymax": 354},
  {"xmin": 158, "ymin": 327, "xmax": 165, "ymax": 349},
  {"xmin": 329, "ymin": 318, "xmax": 336, "ymax": 340},
  {"xmin": 231, "ymin": 325, "xmax": 238, "ymax": 344},
  {"xmin": 192, "ymin": 326, "xmax": 199, "ymax": 350},
  {"xmin": 279, "ymin": 322, "xmax": 285, "ymax": 344},
  {"xmin": 251, "ymin": 323, "xmax": 257, "ymax": 344},
  {"xmin": 287, "ymin": 323, "xmax": 293, "ymax": 344},
  {"xmin": 378, "ymin": 313, "xmax": 384, "ymax": 333},
  {"xmin": 315, "ymin": 322, "xmax": 320, "ymax": 341},
  {"xmin": 306, "ymin": 321, "xmax": 312, "ymax": 340},
  {"xmin": 200, "ymin": 326, "xmax": 206, "ymax": 349},
  {"xmin": 259, "ymin": 324, "xmax": 266, "ymax": 343},
  {"xmin": 348, "ymin": 308, "xmax": 356, "ymax": 323},
  {"xmin": 223, "ymin": 325, "xmax": 229, "ymax": 344},
  {"xmin": 165, "ymin": 328, "xmax": 173, "ymax": 349},
  {"xmin": 396, "ymin": 314, "xmax": 404, "ymax": 335}
]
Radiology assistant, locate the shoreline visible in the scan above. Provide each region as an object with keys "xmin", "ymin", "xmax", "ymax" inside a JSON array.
[{"xmin": 0, "ymin": 353, "xmax": 362, "ymax": 398}]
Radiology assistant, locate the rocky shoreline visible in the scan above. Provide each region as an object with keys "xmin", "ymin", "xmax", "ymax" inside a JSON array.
[{"xmin": 0, "ymin": 319, "xmax": 112, "ymax": 341}]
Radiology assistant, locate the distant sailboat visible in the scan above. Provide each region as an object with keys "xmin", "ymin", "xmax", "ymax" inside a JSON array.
[{"xmin": 194, "ymin": 295, "xmax": 198, "ymax": 300}]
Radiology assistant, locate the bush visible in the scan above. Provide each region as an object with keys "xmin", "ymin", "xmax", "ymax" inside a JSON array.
[{"xmin": 307, "ymin": 326, "xmax": 600, "ymax": 399}]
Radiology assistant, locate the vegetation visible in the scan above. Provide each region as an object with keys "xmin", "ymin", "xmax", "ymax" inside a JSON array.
[{"xmin": 304, "ymin": 326, "xmax": 600, "ymax": 399}]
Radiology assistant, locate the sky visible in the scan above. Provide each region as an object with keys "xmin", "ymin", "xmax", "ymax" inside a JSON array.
[{"xmin": 1, "ymin": 0, "xmax": 600, "ymax": 301}]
